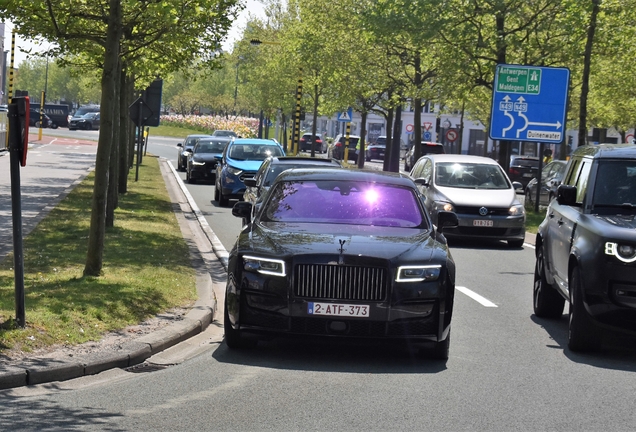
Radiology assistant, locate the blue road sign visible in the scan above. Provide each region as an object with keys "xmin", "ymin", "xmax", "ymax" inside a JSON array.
[
  {"xmin": 423, "ymin": 131, "xmax": 432, "ymax": 141},
  {"xmin": 489, "ymin": 65, "xmax": 570, "ymax": 143},
  {"xmin": 337, "ymin": 108, "xmax": 353, "ymax": 122}
]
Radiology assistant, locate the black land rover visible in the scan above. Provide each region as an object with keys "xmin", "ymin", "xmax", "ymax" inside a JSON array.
[{"xmin": 533, "ymin": 144, "xmax": 636, "ymax": 352}]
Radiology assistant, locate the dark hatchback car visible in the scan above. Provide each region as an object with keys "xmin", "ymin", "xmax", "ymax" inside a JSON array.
[
  {"xmin": 299, "ymin": 133, "xmax": 326, "ymax": 153},
  {"xmin": 508, "ymin": 155, "xmax": 540, "ymax": 190},
  {"xmin": 365, "ymin": 142, "xmax": 386, "ymax": 161},
  {"xmin": 403, "ymin": 142, "xmax": 445, "ymax": 172},
  {"xmin": 524, "ymin": 160, "xmax": 567, "ymax": 208},
  {"xmin": 328, "ymin": 134, "xmax": 360, "ymax": 162},
  {"xmin": 28, "ymin": 109, "xmax": 56, "ymax": 128},
  {"xmin": 68, "ymin": 112, "xmax": 100, "ymax": 130},
  {"xmin": 185, "ymin": 137, "xmax": 231, "ymax": 183},
  {"xmin": 226, "ymin": 169, "xmax": 459, "ymax": 359},
  {"xmin": 243, "ymin": 156, "xmax": 342, "ymax": 209},
  {"xmin": 176, "ymin": 134, "xmax": 212, "ymax": 171},
  {"xmin": 533, "ymin": 144, "xmax": 636, "ymax": 352}
]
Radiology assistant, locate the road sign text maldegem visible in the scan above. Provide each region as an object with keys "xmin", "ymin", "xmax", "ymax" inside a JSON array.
[{"xmin": 497, "ymin": 67, "xmax": 541, "ymax": 95}]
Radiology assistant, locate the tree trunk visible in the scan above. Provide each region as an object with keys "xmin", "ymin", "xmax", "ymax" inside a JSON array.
[
  {"xmin": 311, "ymin": 83, "xmax": 318, "ymax": 157},
  {"xmin": 578, "ymin": 0, "xmax": 601, "ymax": 148},
  {"xmin": 390, "ymin": 105, "xmax": 402, "ymax": 173},
  {"xmin": 118, "ymin": 68, "xmax": 130, "ymax": 194},
  {"xmin": 383, "ymin": 107, "xmax": 394, "ymax": 172},
  {"xmin": 358, "ymin": 110, "xmax": 367, "ymax": 169},
  {"xmin": 84, "ymin": 0, "xmax": 121, "ymax": 277},
  {"xmin": 413, "ymin": 53, "xmax": 422, "ymax": 164},
  {"xmin": 106, "ymin": 58, "xmax": 122, "ymax": 228}
]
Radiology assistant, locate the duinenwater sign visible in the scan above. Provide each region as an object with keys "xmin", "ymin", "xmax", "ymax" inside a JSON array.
[{"xmin": 490, "ymin": 65, "xmax": 570, "ymax": 143}]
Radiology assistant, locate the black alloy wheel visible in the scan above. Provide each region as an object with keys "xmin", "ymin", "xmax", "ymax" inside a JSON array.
[
  {"xmin": 533, "ymin": 246, "xmax": 565, "ymax": 318},
  {"xmin": 224, "ymin": 304, "xmax": 257, "ymax": 349},
  {"xmin": 525, "ymin": 188, "xmax": 535, "ymax": 210},
  {"xmin": 568, "ymin": 266, "xmax": 601, "ymax": 352}
]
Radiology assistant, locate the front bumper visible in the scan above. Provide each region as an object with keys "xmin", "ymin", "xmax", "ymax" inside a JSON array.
[
  {"xmin": 189, "ymin": 161, "xmax": 218, "ymax": 181},
  {"xmin": 220, "ymin": 170, "xmax": 256, "ymax": 200},
  {"xmin": 441, "ymin": 213, "xmax": 525, "ymax": 242}
]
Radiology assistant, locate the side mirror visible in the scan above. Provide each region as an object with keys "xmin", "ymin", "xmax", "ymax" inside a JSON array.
[
  {"xmin": 512, "ymin": 181, "xmax": 523, "ymax": 190},
  {"xmin": 232, "ymin": 201, "xmax": 253, "ymax": 219},
  {"xmin": 414, "ymin": 178, "xmax": 429, "ymax": 187},
  {"xmin": 437, "ymin": 211, "xmax": 459, "ymax": 232},
  {"xmin": 177, "ymin": 143, "xmax": 183, "ymax": 147},
  {"xmin": 214, "ymin": 155, "xmax": 223, "ymax": 161},
  {"xmin": 244, "ymin": 178, "xmax": 257, "ymax": 188},
  {"xmin": 556, "ymin": 184, "xmax": 577, "ymax": 206}
]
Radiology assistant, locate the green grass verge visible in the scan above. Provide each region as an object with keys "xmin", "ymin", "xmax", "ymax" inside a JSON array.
[
  {"xmin": 0, "ymin": 156, "xmax": 197, "ymax": 355},
  {"xmin": 149, "ymin": 124, "xmax": 206, "ymax": 138},
  {"xmin": 525, "ymin": 209, "xmax": 546, "ymax": 234}
]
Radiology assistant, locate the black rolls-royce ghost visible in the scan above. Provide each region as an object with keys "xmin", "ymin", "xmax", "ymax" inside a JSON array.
[{"xmin": 226, "ymin": 168, "xmax": 459, "ymax": 359}]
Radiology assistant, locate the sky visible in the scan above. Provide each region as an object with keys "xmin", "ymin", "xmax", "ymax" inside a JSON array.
[{"xmin": 3, "ymin": 0, "xmax": 266, "ymax": 65}]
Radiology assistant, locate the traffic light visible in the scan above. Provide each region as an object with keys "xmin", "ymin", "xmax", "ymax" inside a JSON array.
[{"xmin": 436, "ymin": 117, "xmax": 441, "ymax": 131}]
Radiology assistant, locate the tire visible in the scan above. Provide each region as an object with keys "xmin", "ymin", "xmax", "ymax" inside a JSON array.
[
  {"xmin": 429, "ymin": 330, "xmax": 450, "ymax": 360},
  {"xmin": 35, "ymin": 121, "xmax": 42, "ymax": 128},
  {"xmin": 533, "ymin": 246, "xmax": 565, "ymax": 318},
  {"xmin": 568, "ymin": 266, "xmax": 601, "ymax": 352},
  {"xmin": 69, "ymin": 128, "xmax": 76, "ymax": 131},
  {"xmin": 508, "ymin": 239, "xmax": 525, "ymax": 248},
  {"xmin": 51, "ymin": 123, "xmax": 58, "ymax": 129},
  {"xmin": 219, "ymin": 190, "xmax": 229, "ymax": 207},
  {"xmin": 224, "ymin": 304, "xmax": 257, "ymax": 349},
  {"xmin": 186, "ymin": 169, "xmax": 195, "ymax": 184},
  {"xmin": 404, "ymin": 162, "xmax": 410, "ymax": 172},
  {"xmin": 214, "ymin": 184, "xmax": 220, "ymax": 202}
]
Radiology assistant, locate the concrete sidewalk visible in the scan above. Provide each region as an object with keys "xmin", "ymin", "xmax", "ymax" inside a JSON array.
[{"xmin": 0, "ymin": 139, "xmax": 222, "ymax": 390}]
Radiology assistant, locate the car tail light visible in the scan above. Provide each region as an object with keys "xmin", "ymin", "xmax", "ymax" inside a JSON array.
[
  {"xmin": 300, "ymin": 138, "xmax": 306, "ymax": 142},
  {"xmin": 335, "ymin": 142, "xmax": 342, "ymax": 147},
  {"xmin": 316, "ymin": 139, "xmax": 322, "ymax": 143},
  {"xmin": 509, "ymin": 168, "xmax": 520, "ymax": 175}
]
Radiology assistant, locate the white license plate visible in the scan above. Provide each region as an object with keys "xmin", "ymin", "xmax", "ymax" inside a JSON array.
[
  {"xmin": 523, "ymin": 173, "xmax": 533, "ymax": 177},
  {"xmin": 473, "ymin": 219, "xmax": 493, "ymax": 227},
  {"xmin": 308, "ymin": 302, "xmax": 369, "ymax": 317}
]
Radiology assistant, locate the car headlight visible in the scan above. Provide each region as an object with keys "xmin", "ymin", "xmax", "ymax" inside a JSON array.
[
  {"xmin": 396, "ymin": 265, "xmax": 441, "ymax": 282},
  {"xmin": 509, "ymin": 204, "xmax": 525, "ymax": 216},
  {"xmin": 191, "ymin": 160, "xmax": 205, "ymax": 166},
  {"xmin": 227, "ymin": 166, "xmax": 243, "ymax": 176},
  {"xmin": 605, "ymin": 242, "xmax": 636, "ymax": 263},
  {"xmin": 434, "ymin": 201, "xmax": 454, "ymax": 212},
  {"xmin": 243, "ymin": 255, "xmax": 286, "ymax": 276}
]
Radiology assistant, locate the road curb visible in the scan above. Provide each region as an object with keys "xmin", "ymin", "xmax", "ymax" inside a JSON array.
[{"xmin": 0, "ymin": 155, "xmax": 219, "ymax": 390}]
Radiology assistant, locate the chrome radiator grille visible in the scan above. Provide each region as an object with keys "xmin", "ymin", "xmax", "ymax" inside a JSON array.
[{"xmin": 294, "ymin": 264, "xmax": 387, "ymax": 301}]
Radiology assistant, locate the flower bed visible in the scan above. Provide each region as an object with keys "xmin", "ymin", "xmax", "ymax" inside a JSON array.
[{"xmin": 161, "ymin": 114, "xmax": 259, "ymax": 137}]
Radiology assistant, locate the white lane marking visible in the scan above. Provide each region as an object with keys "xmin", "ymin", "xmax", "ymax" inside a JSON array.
[{"xmin": 456, "ymin": 286, "xmax": 498, "ymax": 307}]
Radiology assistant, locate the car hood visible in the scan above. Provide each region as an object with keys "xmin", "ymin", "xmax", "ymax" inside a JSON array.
[
  {"xmin": 435, "ymin": 185, "xmax": 519, "ymax": 207},
  {"xmin": 193, "ymin": 153, "xmax": 222, "ymax": 162},
  {"xmin": 226, "ymin": 158, "xmax": 264, "ymax": 171},
  {"xmin": 593, "ymin": 215, "xmax": 636, "ymax": 235},
  {"xmin": 239, "ymin": 222, "xmax": 448, "ymax": 264}
]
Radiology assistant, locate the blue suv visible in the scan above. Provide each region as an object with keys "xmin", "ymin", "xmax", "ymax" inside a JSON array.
[{"xmin": 215, "ymin": 139, "xmax": 285, "ymax": 207}]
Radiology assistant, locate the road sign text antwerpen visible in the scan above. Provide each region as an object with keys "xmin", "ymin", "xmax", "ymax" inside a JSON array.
[{"xmin": 489, "ymin": 65, "xmax": 570, "ymax": 144}]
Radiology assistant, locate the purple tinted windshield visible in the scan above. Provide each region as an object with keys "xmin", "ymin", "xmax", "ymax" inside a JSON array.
[{"xmin": 263, "ymin": 180, "xmax": 425, "ymax": 228}]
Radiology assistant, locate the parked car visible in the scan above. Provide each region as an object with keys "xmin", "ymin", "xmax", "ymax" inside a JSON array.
[
  {"xmin": 185, "ymin": 137, "xmax": 231, "ymax": 184},
  {"xmin": 410, "ymin": 154, "xmax": 525, "ymax": 247},
  {"xmin": 28, "ymin": 109, "xmax": 56, "ymax": 128},
  {"xmin": 242, "ymin": 156, "xmax": 342, "ymax": 223},
  {"xmin": 212, "ymin": 130, "xmax": 238, "ymax": 138},
  {"xmin": 533, "ymin": 144, "xmax": 636, "ymax": 352},
  {"xmin": 67, "ymin": 105, "xmax": 100, "ymax": 125},
  {"xmin": 299, "ymin": 133, "xmax": 326, "ymax": 153},
  {"xmin": 524, "ymin": 160, "xmax": 567, "ymax": 208},
  {"xmin": 227, "ymin": 168, "xmax": 459, "ymax": 358},
  {"xmin": 68, "ymin": 112, "xmax": 100, "ymax": 130},
  {"xmin": 508, "ymin": 155, "xmax": 540, "ymax": 190},
  {"xmin": 214, "ymin": 138, "xmax": 286, "ymax": 207},
  {"xmin": 176, "ymin": 134, "xmax": 212, "ymax": 171},
  {"xmin": 365, "ymin": 142, "xmax": 386, "ymax": 161},
  {"xmin": 328, "ymin": 134, "xmax": 360, "ymax": 162},
  {"xmin": 404, "ymin": 142, "xmax": 445, "ymax": 172}
]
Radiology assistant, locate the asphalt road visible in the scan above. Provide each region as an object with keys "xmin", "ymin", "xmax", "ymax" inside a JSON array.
[{"xmin": 2, "ymin": 129, "xmax": 635, "ymax": 431}]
